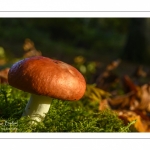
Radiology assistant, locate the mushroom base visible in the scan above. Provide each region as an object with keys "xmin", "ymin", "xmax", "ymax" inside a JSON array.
[{"xmin": 22, "ymin": 94, "xmax": 52, "ymax": 123}]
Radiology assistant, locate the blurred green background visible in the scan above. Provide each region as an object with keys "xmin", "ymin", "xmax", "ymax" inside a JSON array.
[{"xmin": 0, "ymin": 18, "xmax": 150, "ymax": 83}]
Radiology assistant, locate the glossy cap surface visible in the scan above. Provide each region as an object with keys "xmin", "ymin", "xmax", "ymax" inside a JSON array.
[{"xmin": 8, "ymin": 56, "xmax": 86, "ymax": 101}]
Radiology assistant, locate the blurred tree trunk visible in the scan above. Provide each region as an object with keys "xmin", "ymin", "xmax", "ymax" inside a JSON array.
[{"xmin": 121, "ymin": 18, "xmax": 148, "ymax": 63}]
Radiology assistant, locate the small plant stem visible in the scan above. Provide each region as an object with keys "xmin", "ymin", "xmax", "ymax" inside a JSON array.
[{"xmin": 22, "ymin": 94, "xmax": 53, "ymax": 123}]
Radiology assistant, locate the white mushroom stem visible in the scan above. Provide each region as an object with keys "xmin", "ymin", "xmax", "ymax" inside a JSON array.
[{"xmin": 22, "ymin": 94, "xmax": 53, "ymax": 123}]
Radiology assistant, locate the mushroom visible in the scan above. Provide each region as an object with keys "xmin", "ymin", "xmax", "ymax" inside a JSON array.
[{"xmin": 8, "ymin": 56, "xmax": 86, "ymax": 123}]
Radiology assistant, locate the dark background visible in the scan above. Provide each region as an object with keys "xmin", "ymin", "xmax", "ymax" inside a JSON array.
[
  {"xmin": 0, "ymin": 18, "xmax": 150, "ymax": 61},
  {"xmin": 1, "ymin": 18, "xmax": 150, "ymax": 83}
]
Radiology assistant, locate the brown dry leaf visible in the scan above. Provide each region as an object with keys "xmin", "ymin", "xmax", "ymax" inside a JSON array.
[
  {"xmin": 95, "ymin": 63, "xmax": 150, "ymax": 132},
  {"xmin": 23, "ymin": 38, "xmax": 42, "ymax": 58},
  {"xmin": 121, "ymin": 75, "xmax": 150, "ymax": 112},
  {"xmin": 106, "ymin": 59, "xmax": 121, "ymax": 71},
  {"xmin": 95, "ymin": 59, "xmax": 121, "ymax": 90},
  {"xmin": 109, "ymin": 75, "xmax": 150, "ymax": 111},
  {"xmin": 136, "ymin": 84, "xmax": 150, "ymax": 112},
  {"xmin": 0, "ymin": 68, "xmax": 10, "ymax": 84},
  {"xmin": 117, "ymin": 110, "xmax": 148, "ymax": 132},
  {"xmin": 129, "ymin": 96, "xmax": 140, "ymax": 111},
  {"xmin": 132, "ymin": 65, "xmax": 147, "ymax": 78},
  {"xmin": 24, "ymin": 50, "xmax": 42, "ymax": 58},
  {"xmin": 99, "ymin": 99, "xmax": 110, "ymax": 111},
  {"xmin": 108, "ymin": 91, "xmax": 137, "ymax": 110},
  {"xmin": 122, "ymin": 75, "xmax": 138, "ymax": 93},
  {"xmin": 128, "ymin": 115, "xmax": 147, "ymax": 132},
  {"xmin": 23, "ymin": 38, "xmax": 35, "ymax": 51}
]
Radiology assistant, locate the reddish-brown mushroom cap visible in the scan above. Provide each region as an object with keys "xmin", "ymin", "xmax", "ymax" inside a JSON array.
[{"xmin": 8, "ymin": 56, "xmax": 86, "ymax": 101}]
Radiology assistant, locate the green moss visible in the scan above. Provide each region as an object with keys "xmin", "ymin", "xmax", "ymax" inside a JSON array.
[{"xmin": 0, "ymin": 84, "xmax": 133, "ymax": 132}]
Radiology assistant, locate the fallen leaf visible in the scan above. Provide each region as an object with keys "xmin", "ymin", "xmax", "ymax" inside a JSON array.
[
  {"xmin": 117, "ymin": 110, "xmax": 148, "ymax": 132},
  {"xmin": 23, "ymin": 38, "xmax": 42, "ymax": 58},
  {"xmin": 0, "ymin": 68, "xmax": 10, "ymax": 84},
  {"xmin": 99, "ymin": 99, "xmax": 110, "ymax": 111},
  {"xmin": 84, "ymin": 84, "xmax": 111, "ymax": 102}
]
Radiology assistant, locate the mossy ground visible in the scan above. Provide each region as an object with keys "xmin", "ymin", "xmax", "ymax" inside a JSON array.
[{"xmin": 0, "ymin": 84, "xmax": 133, "ymax": 132}]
